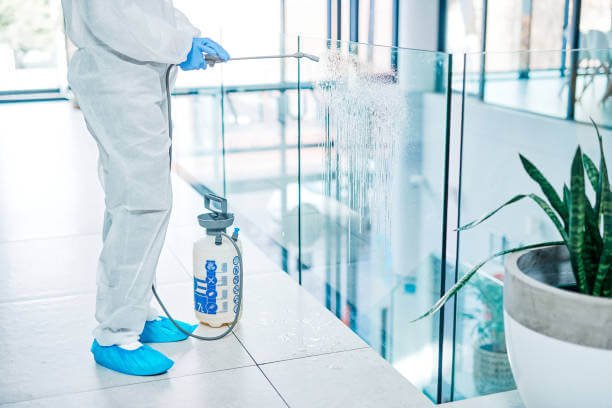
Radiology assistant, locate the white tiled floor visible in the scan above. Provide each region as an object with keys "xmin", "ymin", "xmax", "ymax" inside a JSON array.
[
  {"xmin": 234, "ymin": 273, "xmax": 367, "ymax": 364},
  {"xmin": 0, "ymin": 235, "xmax": 185, "ymax": 302},
  {"xmin": 261, "ymin": 348, "xmax": 434, "ymax": 408},
  {"xmin": 1, "ymin": 367, "xmax": 288, "ymax": 408},
  {"xmin": 0, "ymin": 101, "xmax": 431, "ymax": 407}
]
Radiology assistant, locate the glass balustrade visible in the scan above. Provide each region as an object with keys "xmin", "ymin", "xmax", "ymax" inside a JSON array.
[
  {"xmin": 172, "ymin": 37, "xmax": 303, "ymax": 279},
  {"xmin": 170, "ymin": 42, "xmax": 612, "ymax": 403},
  {"xmin": 448, "ymin": 49, "xmax": 612, "ymax": 401},
  {"xmin": 296, "ymin": 37, "xmax": 452, "ymax": 400}
]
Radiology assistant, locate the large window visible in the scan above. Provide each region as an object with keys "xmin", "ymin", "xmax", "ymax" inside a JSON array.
[
  {"xmin": 446, "ymin": 0, "xmax": 611, "ymax": 72},
  {"xmin": 446, "ymin": 0, "xmax": 483, "ymax": 54},
  {"xmin": 581, "ymin": 0, "xmax": 611, "ymax": 33},
  {"xmin": 327, "ymin": 0, "xmax": 395, "ymax": 46},
  {"xmin": 0, "ymin": 0, "xmax": 328, "ymax": 95},
  {"xmin": 170, "ymin": 1, "xmax": 327, "ymax": 89},
  {"xmin": 357, "ymin": 0, "xmax": 394, "ymax": 46},
  {"xmin": 0, "ymin": 0, "xmax": 66, "ymax": 93}
]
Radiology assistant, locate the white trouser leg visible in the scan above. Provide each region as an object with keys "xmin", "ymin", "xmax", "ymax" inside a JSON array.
[{"xmin": 71, "ymin": 53, "xmax": 173, "ymax": 346}]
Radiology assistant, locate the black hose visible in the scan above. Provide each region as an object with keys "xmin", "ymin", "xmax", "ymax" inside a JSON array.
[
  {"xmin": 166, "ymin": 64, "xmax": 175, "ymax": 156},
  {"xmin": 153, "ymin": 65, "xmax": 243, "ymax": 341},
  {"xmin": 152, "ymin": 232, "xmax": 244, "ymax": 341}
]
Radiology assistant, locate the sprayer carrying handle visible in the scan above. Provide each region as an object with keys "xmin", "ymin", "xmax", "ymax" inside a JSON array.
[{"xmin": 205, "ymin": 193, "xmax": 228, "ymax": 216}]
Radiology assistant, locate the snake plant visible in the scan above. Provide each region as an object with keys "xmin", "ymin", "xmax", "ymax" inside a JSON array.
[{"xmin": 415, "ymin": 120, "xmax": 611, "ymax": 321}]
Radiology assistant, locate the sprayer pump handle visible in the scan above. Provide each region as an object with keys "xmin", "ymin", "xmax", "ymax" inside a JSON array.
[{"xmin": 205, "ymin": 193, "xmax": 228, "ymax": 216}]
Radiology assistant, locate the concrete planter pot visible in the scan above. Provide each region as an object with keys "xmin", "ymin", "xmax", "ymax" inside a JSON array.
[{"xmin": 504, "ymin": 246, "xmax": 612, "ymax": 408}]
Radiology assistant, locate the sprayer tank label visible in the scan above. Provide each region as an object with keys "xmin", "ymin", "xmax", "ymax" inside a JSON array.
[{"xmin": 194, "ymin": 260, "xmax": 230, "ymax": 314}]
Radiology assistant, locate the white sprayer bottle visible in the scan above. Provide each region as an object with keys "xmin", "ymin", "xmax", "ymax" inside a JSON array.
[{"xmin": 193, "ymin": 194, "xmax": 243, "ymax": 328}]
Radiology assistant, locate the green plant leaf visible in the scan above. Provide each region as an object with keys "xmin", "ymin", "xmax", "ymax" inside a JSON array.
[
  {"xmin": 594, "ymin": 187, "xmax": 612, "ymax": 295},
  {"xmin": 520, "ymin": 154, "xmax": 568, "ymax": 224},
  {"xmin": 605, "ymin": 275, "xmax": 612, "ymax": 297},
  {"xmin": 582, "ymin": 226, "xmax": 600, "ymax": 289},
  {"xmin": 591, "ymin": 118, "xmax": 610, "ymax": 221},
  {"xmin": 582, "ymin": 166, "xmax": 603, "ymax": 280},
  {"xmin": 584, "ymin": 202, "xmax": 603, "ymax": 257},
  {"xmin": 530, "ymin": 194, "xmax": 570, "ymax": 243},
  {"xmin": 563, "ymin": 184, "xmax": 571, "ymax": 225},
  {"xmin": 569, "ymin": 148, "xmax": 589, "ymax": 293},
  {"xmin": 458, "ymin": 194, "xmax": 569, "ymax": 243},
  {"xmin": 583, "ymin": 153, "xmax": 600, "ymax": 198},
  {"xmin": 411, "ymin": 241, "xmax": 565, "ymax": 322},
  {"xmin": 457, "ymin": 195, "xmax": 527, "ymax": 231}
]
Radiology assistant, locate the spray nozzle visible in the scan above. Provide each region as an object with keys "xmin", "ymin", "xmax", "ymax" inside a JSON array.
[{"xmin": 232, "ymin": 227, "xmax": 240, "ymax": 241}]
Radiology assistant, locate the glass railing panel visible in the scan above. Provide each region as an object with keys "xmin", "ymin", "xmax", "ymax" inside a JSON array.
[
  {"xmin": 171, "ymin": 37, "xmax": 611, "ymax": 405},
  {"xmin": 222, "ymin": 37, "xmax": 302, "ymax": 278},
  {"xmin": 297, "ymin": 37, "xmax": 452, "ymax": 401},
  {"xmin": 172, "ymin": 66, "xmax": 225, "ymax": 195},
  {"xmin": 172, "ymin": 35, "xmax": 322, "ymax": 281},
  {"xmin": 450, "ymin": 49, "xmax": 612, "ymax": 401}
]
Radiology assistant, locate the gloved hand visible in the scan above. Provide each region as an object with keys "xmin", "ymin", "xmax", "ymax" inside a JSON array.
[{"xmin": 179, "ymin": 37, "xmax": 230, "ymax": 71}]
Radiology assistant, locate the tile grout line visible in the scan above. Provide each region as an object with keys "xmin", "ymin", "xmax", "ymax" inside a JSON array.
[
  {"xmin": 0, "ymin": 280, "xmax": 190, "ymax": 306},
  {"xmin": 257, "ymin": 346, "xmax": 370, "ymax": 366},
  {"xmin": 0, "ymin": 290, "xmax": 99, "ymax": 306},
  {"xmin": 164, "ymin": 243, "xmax": 193, "ymax": 279},
  {"xmin": 0, "ymin": 256, "xmax": 282, "ymax": 306},
  {"xmin": 0, "ymin": 221, "xmax": 196, "ymax": 246},
  {"xmin": 232, "ymin": 332, "xmax": 291, "ymax": 408},
  {"xmin": 0, "ymin": 231, "xmax": 102, "ymax": 245},
  {"xmin": 0, "ymin": 363, "xmax": 258, "ymax": 407},
  {"xmin": 0, "ymin": 334, "xmax": 366, "ymax": 406},
  {"xmin": 0, "ymin": 175, "xmax": 196, "ymax": 247}
]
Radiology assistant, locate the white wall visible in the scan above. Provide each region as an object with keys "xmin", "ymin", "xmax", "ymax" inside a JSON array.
[{"xmin": 421, "ymin": 94, "xmax": 612, "ymax": 271}]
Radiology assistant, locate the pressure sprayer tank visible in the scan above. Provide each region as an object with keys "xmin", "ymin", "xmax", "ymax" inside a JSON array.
[{"xmin": 193, "ymin": 194, "xmax": 243, "ymax": 328}]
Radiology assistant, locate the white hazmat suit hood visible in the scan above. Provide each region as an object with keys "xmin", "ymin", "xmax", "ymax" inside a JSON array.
[{"xmin": 62, "ymin": 0, "xmax": 199, "ymax": 346}]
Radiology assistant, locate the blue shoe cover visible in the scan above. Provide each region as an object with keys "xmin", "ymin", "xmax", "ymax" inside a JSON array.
[
  {"xmin": 91, "ymin": 340, "xmax": 173, "ymax": 376},
  {"xmin": 139, "ymin": 316, "xmax": 198, "ymax": 343}
]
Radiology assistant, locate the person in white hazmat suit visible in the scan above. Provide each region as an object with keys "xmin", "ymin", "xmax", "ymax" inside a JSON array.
[{"xmin": 62, "ymin": 0, "xmax": 229, "ymax": 376}]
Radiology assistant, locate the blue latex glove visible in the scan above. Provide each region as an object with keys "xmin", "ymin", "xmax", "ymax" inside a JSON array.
[{"xmin": 179, "ymin": 37, "xmax": 230, "ymax": 71}]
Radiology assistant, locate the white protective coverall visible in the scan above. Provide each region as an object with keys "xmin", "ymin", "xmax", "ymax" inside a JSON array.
[{"xmin": 62, "ymin": 0, "xmax": 199, "ymax": 346}]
